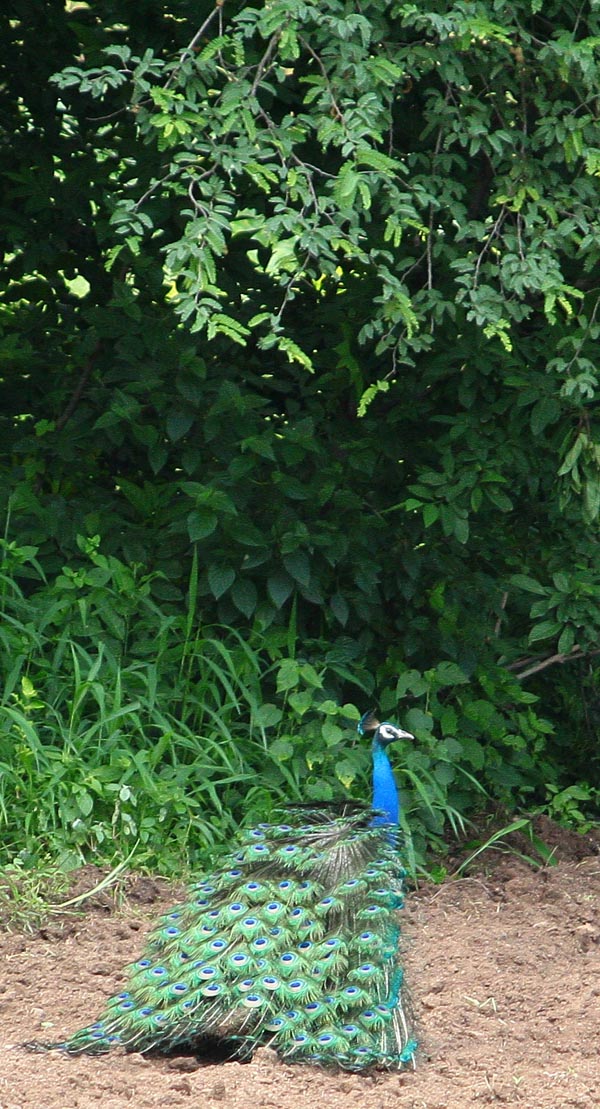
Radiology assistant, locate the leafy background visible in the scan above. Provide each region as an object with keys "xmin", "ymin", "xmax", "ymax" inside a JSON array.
[{"xmin": 1, "ymin": 0, "xmax": 599, "ymax": 876}]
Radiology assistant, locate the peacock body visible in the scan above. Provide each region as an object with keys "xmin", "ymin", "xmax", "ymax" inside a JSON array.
[{"xmin": 29, "ymin": 713, "xmax": 417, "ymax": 1071}]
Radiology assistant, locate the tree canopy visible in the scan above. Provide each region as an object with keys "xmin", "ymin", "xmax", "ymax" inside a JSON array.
[{"xmin": 1, "ymin": 0, "xmax": 599, "ymax": 870}]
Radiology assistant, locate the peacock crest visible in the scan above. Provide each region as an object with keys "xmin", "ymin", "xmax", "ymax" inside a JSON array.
[{"xmin": 26, "ymin": 714, "xmax": 417, "ymax": 1071}]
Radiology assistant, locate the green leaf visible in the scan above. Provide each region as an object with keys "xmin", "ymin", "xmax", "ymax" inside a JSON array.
[
  {"xmin": 254, "ymin": 702, "xmax": 282, "ymax": 728},
  {"xmin": 557, "ymin": 625, "xmax": 575, "ymax": 654},
  {"xmin": 457, "ymin": 735, "xmax": 485, "ymax": 771},
  {"xmin": 299, "ymin": 663, "xmax": 323, "ymax": 688},
  {"xmin": 322, "ymin": 719, "xmax": 343, "ymax": 745},
  {"xmin": 584, "ymin": 478, "xmax": 600, "ymax": 522},
  {"xmin": 333, "ymin": 162, "xmax": 359, "ymax": 210},
  {"xmin": 405, "ymin": 708, "xmax": 434, "ymax": 735},
  {"xmin": 283, "ymin": 550, "xmax": 311, "ymax": 588},
  {"xmin": 187, "ymin": 509, "xmax": 217, "ymax": 541},
  {"xmin": 330, "ymin": 594, "xmax": 349, "ymax": 626},
  {"xmin": 357, "ymin": 379, "xmax": 390, "ymax": 417},
  {"xmin": 357, "ymin": 147, "xmax": 404, "ymax": 174},
  {"xmin": 558, "ymin": 434, "xmax": 584, "ymax": 475},
  {"xmin": 529, "ymin": 620, "xmax": 561, "ymax": 643},
  {"xmin": 267, "ymin": 572, "xmax": 294, "ymax": 608},
  {"xmin": 268, "ymin": 737, "xmax": 294, "ymax": 760},
  {"xmin": 76, "ymin": 790, "xmax": 94, "ymax": 817},
  {"xmin": 231, "ymin": 578, "xmax": 258, "ymax": 619},
  {"xmin": 433, "ymin": 661, "xmax": 469, "ymax": 687},
  {"xmin": 207, "ymin": 565, "xmax": 235, "ymax": 599},
  {"xmin": 289, "ymin": 690, "xmax": 312, "ymax": 715},
  {"xmin": 276, "ymin": 337, "xmax": 314, "ymax": 371},
  {"xmin": 21, "ymin": 676, "xmax": 36, "ymax": 698},
  {"xmin": 396, "ymin": 670, "xmax": 429, "ymax": 698},
  {"xmin": 511, "ymin": 575, "xmax": 547, "ymax": 595},
  {"xmin": 276, "ymin": 659, "xmax": 301, "ymax": 693},
  {"xmin": 485, "ymin": 488, "xmax": 513, "ymax": 512},
  {"xmin": 453, "ymin": 515, "xmax": 469, "ymax": 544},
  {"xmin": 530, "ymin": 397, "xmax": 560, "ymax": 436},
  {"xmin": 149, "ymin": 442, "xmax": 168, "ymax": 474},
  {"xmin": 335, "ymin": 758, "xmax": 359, "ymax": 789},
  {"xmin": 166, "ymin": 410, "xmax": 194, "ymax": 441},
  {"xmin": 423, "ymin": 503, "xmax": 439, "ymax": 528}
]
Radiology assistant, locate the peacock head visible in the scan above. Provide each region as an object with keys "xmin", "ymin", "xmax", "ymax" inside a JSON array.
[{"xmin": 358, "ymin": 710, "xmax": 414, "ymax": 747}]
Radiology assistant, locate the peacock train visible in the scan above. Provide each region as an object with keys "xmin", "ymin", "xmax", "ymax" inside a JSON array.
[{"xmin": 26, "ymin": 710, "xmax": 417, "ymax": 1071}]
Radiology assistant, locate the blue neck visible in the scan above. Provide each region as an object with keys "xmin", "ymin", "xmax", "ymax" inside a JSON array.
[{"xmin": 371, "ymin": 741, "xmax": 399, "ymax": 825}]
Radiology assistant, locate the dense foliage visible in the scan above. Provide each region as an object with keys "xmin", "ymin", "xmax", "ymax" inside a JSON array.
[{"xmin": 1, "ymin": 0, "xmax": 599, "ymax": 873}]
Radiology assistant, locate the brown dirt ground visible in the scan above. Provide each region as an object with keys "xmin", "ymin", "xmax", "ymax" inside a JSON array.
[{"xmin": 1, "ymin": 819, "xmax": 599, "ymax": 1109}]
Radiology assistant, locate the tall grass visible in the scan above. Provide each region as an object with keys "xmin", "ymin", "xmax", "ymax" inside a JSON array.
[
  {"xmin": 0, "ymin": 540, "xmax": 357, "ymax": 871},
  {"xmin": 0, "ymin": 538, "xmax": 466, "ymax": 875}
]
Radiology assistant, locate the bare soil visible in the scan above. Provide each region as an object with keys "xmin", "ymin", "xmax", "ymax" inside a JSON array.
[{"xmin": 1, "ymin": 820, "xmax": 599, "ymax": 1109}]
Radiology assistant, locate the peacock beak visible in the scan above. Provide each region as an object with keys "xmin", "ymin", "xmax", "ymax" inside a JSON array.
[{"xmin": 396, "ymin": 728, "xmax": 414, "ymax": 741}]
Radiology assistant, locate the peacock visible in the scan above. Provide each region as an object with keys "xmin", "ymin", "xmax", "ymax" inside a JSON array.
[{"xmin": 27, "ymin": 711, "xmax": 417, "ymax": 1071}]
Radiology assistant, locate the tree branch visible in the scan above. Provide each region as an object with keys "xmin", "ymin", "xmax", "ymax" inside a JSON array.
[
  {"xmin": 164, "ymin": 2, "xmax": 224, "ymax": 90},
  {"xmin": 509, "ymin": 644, "xmax": 600, "ymax": 680}
]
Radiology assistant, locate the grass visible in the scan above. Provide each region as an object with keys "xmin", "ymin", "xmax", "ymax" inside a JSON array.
[
  {"xmin": 0, "ymin": 860, "xmax": 71, "ymax": 931},
  {"xmin": 449, "ymin": 816, "xmax": 560, "ymax": 877},
  {"xmin": 0, "ymin": 546, "xmax": 373, "ymax": 872},
  {"xmin": 1, "ymin": 539, "xmax": 549, "ymax": 882}
]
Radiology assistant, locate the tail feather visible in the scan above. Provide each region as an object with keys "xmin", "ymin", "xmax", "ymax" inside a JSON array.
[{"xmin": 25, "ymin": 806, "xmax": 416, "ymax": 1070}]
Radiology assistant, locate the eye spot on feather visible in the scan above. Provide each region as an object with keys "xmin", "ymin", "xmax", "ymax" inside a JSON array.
[
  {"xmin": 261, "ymin": 975, "xmax": 280, "ymax": 990},
  {"xmin": 198, "ymin": 966, "xmax": 217, "ymax": 979},
  {"xmin": 242, "ymin": 993, "xmax": 265, "ymax": 1008}
]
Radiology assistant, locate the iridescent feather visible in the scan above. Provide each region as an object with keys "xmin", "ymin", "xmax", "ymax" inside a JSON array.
[{"xmin": 26, "ymin": 718, "xmax": 417, "ymax": 1071}]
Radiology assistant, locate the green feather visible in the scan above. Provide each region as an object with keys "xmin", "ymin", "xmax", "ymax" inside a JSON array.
[{"xmin": 26, "ymin": 803, "xmax": 417, "ymax": 1070}]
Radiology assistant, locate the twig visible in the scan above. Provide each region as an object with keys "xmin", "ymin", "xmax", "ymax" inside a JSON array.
[
  {"xmin": 473, "ymin": 205, "xmax": 508, "ymax": 289},
  {"xmin": 133, "ymin": 168, "xmax": 179, "ymax": 213},
  {"xmin": 250, "ymin": 31, "xmax": 282, "ymax": 96},
  {"xmin": 55, "ymin": 343, "xmax": 103, "ymax": 433},
  {"xmin": 299, "ymin": 36, "xmax": 344, "ymax": 121},
  {"xmin": 425, "ymin": 93, "xmax": 450, "ymax": 301},
  {"xmin": 164, "ymin": 2, "xmax": 224, "ymax": 89},
  {"xmin": 494, "ymin": 591, "xmax": 508, "ymax": 637}
]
